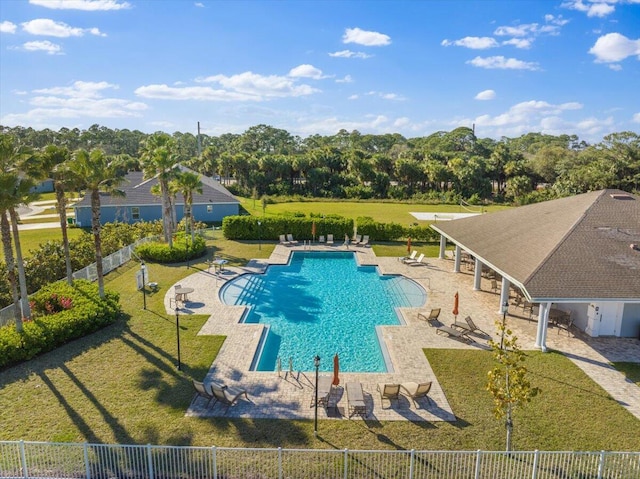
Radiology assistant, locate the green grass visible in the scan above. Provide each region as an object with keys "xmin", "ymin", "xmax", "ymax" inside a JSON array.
[
  {"xmin": 1, "ymin": 231, "xmax": 639, "ymax": 451},
  {"xmin": 613, "ymin": 362, "xmax": 640, "ymax": 387},
  {"xmin": 0, "ymin": 227, "xmax": 84, "ymax": 262}
]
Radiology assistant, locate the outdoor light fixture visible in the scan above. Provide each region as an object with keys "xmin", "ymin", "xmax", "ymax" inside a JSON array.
[
  {"xmin": 258, "ymin": 220, "xmax": 262, "ymax": 251},
  {"xmin": 175, "ymin": 307, "xmax": 182, "ymax": 371},
  {"xmin": 140, "ymin": 261, "xmax": 147, "ymax": 310},
  {"xmin": 314, "ymin": 355, "xmax": 320, "ymax": 436}
]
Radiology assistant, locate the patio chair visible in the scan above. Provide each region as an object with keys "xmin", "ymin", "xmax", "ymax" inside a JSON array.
[
  {"xmin": 192, "ymin": 380, "xmax": 216, "ymax": 407},
  {"xmin": 404, "ymin": 253, "xmax": 424, "ymax": 265},
  {"xmin": 346, "ymin": 382, "xmax": 367, "ymax": 418},
  {"xmin": 209, "ymin": 382, "xmax": 249, "ymax": 414},
  {"xmin": 451, "ymin": 316, "xmax": 488, "ymax": 337},
  {"xmin": 310, "ymin": 376, "xmax": 333, "ymax": 408},
  {"xmin": 376, "ymin": 383, "xmax": 401, "ymax": 408},
  {"xmin": 326, "ymin": 234, "xmax": 334, "ymax": 245},
  {"xmin": 353, "ymin": 234, "xmax": 362, "ymax": 245},
  {"xmin": 434, "ymin": 324, "xmax": 473, "ymax": 343},
  {"xmin": 279, "ymin": 234, "xmax": 291, "ymax": 245},
  {"xmin": 418, "ymin": 308, "xmax": 441, "ymax": 323},
  {"xmin": 400, "ymin": 250, "xmax": 417, "ymax": 263},
  {"xmin": 286, "ymin": 234, "xmax": 299, "ymax": 245},
  {"xmin": 359, "ymin": 235, "xmax": 370, "ymax": 247},
  {"xmin": 408, "ymin": 253, "xmax": 426, "ymax": 266},
  {"xmin": 400, "ymin": 381, "xmax": 432, "ymax": 407},
  {"xmin": 318, "ymin": 235, "xmax": 325, "ymax": 243}
]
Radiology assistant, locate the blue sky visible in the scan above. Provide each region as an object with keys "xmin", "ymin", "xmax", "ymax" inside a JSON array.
[{"xmin": 1, "ymin": 0, "xmax": 639, "ymax": 143}]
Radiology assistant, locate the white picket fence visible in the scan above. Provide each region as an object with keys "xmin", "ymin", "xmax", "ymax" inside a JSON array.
[
  {"xmin": 0, "ymin": 236, "xmax": 158, "ymax": 327},
  {"xmin": 0, "ymin": 441, "xmax": 638, "ymax": 479}
]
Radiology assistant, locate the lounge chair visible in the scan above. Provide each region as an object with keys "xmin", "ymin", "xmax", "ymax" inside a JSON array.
[
  {"xmin": 400, "ymin": 381, "xmax": 432, "ymax": 407},
  {"xmin": 401, "ymin": 250, "xmax": 417, "ymax": 263},
  {"xmin": 210, "ymin": 382, "xmax": 248, "ymax": 413},
  {"xmin": 318, "ymin": 235, "xmax": 325, "ymax": 243},
  {"xmin": 192, "ymin": 380, "xmax": 215, "ymax": 407},
  {"xmin": 408, "ymin": 253, "xmax": 426, "ymax": 266},
  {"xmin": 451, "ymin": 316, "xmax": 488, "ymax": 337},
  {"xmin": 377, "ymin": 383, "xmax": 401, "ymax": 408},
  {"xmin": 359, "ymin": 235, "xmax": 369, "ymax": 247},
  {"xmin": 404, "ymin": 253, "xmax": 424, "ymax": 265},
  {"xmin": 311, "ymin": 375, "xmax": 333, "ymax": 408},
  {"xmin": 279, "ymin": 234, "xmax": 291, "ymax": 245},
  {"xmin": 418, "ymin": 308, "xmax": 441, "ymax": 322},
  {"xmin": 286, "ymin": 234, "xmax": 299, "ymax": 245},
  {"xmin": 326, "ymin": 234, "xmax": 334, "ymax": 245},
  {"xmin": 346, "ymin": 382, "xmax": 367, "ymax": 418},
  {"xmin": 353, "ymin": 234, "xmax": 362, "ymax": 245},
  {"xmin": 424, "ymin": 314, "xmax": 473, "ymax": 343}
]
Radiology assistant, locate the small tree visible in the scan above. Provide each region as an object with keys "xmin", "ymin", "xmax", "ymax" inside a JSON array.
[{"xmin": 487, "ymin": 319, "xmax": 539, "ymax": 452}]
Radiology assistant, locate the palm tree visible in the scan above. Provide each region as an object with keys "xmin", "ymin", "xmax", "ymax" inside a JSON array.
[
  {"xmin": 140, "ymin": 133, "xmax": 179, "ymax": 247},
  {"xmin": 173, "ymin": 170, "xmax": 203, "ymax": 244},
  {"xmin": 25, "ymin": 145, "xmax": 75, "ymax": 284},
  {"xmin": 0, "ymin": 178, "xmax": 21, "ymax": 326},
  {"xmin": 71, "ymin": 148, "xmax": 127, "ymax": 298}
]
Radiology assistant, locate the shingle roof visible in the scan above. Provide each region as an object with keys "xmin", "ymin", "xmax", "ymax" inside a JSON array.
[
  {"xmin": 431, "ymin": 189, "xmax": 640, "ymax": 302},
  {"xmin": 74, "ymin": 166, "xmax": 239, "ymax": 207}
]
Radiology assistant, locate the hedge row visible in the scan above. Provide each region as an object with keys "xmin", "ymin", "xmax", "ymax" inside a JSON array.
[
  {"xmin": 222, "ymin": 215, "xmax": 355, "ymax": 241},
  {"xmin": 0, "ymin": 280, "xmax": 120, "ymax": 369},
  {"xmin": 222, "ymin": 214, "xmax": 440, "ymax": 243},
  {"xmin": 135, "ymin": 234, "xmax": 207, "ymax": 263}
]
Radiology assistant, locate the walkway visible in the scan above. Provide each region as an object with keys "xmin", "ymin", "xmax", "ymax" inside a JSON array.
[{"xmin": 164, "ymin": 244, "xmax": 640, "ymax": 422}]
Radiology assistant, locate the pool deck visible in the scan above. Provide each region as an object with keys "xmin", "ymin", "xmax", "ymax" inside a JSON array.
[{"xmin": 165, "ymin": 243, "xmax": 640, "ymax": 422}]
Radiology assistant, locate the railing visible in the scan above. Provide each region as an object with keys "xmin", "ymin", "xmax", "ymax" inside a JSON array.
[
  {"xmin": 0, "ymin": 441, "xmax": 638, "ymax": 479},
  {"xmin": 0, "ymin": 236, "xmax": 158, "ymax": 327}
]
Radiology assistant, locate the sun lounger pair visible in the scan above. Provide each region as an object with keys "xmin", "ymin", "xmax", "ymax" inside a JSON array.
[
  {"xmin": 421, "ymin": 309, "xmax": 473, "ymax": 343},
  {"xmin": 192, "ymin": 379, "xmax": 248, "ymax": 414},
  {"xmin": 400, "ymin": 250, "xmax": 417, "ymax": 262},
  {"xmin": 451, "ymin": 316, "xmax": 488, "ymax": 337},
  {"xmin": 352, "ymin": 235, "xmax": 369, "ymax": 247},
  {"xmin": 377, "ymin": 381, "xmax": 433, "ymax": 408},
  {"xmin": 404, "ymin": 253, "xmax": 426, "ymax": 266}
]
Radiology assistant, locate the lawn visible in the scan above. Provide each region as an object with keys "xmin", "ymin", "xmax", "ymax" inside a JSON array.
[
  {"xmin": 0, "ymin": 227, "xmax": 84, "ymax": 262},
  {"xmin": 1, "ymin": 231, "xmax": 639, "ymax": 452}
]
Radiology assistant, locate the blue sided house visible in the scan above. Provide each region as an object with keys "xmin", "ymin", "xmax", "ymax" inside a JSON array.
[{"xmin": 73, "ymin": 166, "xmax": 240, "ymax": 227}]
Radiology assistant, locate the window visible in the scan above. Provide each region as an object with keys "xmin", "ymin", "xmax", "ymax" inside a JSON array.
[
  {"xmin": 207, "ymin": 204, "xmax": 213, "ymax": 213},
  {"xmin": 132, "ymin": 207, "xmax": 140, "ymax": 220}
]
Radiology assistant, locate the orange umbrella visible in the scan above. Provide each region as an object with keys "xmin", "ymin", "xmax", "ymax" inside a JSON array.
[
  {"xmin": 407, "ymin": 237, "xmax": 412, "ymax": 254},
  {"xmin": 332, "ymin": 353, "xmax": 340, "ymax": 386},
  {"xmin": 452, "ymin": 291, "xmax": 459, "ymax": 320}
]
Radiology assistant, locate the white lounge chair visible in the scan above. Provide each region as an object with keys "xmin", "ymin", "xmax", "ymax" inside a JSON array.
[
  {"xmin": 400, "ymin": 381, "xmax": 432, "ymax": 407},
  {"xmin": 286, "ymin": 234, "xmax": 299, "ymax": 245},
  {"xmin": 353, "ymin": 234, "xmax": 362, "ymax": 245},
  {"xmin": 326, "ymin": 234, "xmax": 334, "ymax": 245},
  {"xmin": 401, "ymin": 250, "xmax": 417, "ymax": 263},
  {"xmin": 404, "ymin": 253, "xmax": 424, "ymax": 265},
  {"xmin": 359, "ymin": 235, "xmax": 369, "ymax": 247},
  {"xmin": 409, "ymin": 253, "xmax": 426, "ymax": 266},
  {"xmin": 279, "ymin": 234, "xmax": 291, "ymax": 245}
]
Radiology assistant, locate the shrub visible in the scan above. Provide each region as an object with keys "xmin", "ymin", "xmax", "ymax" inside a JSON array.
[
  {"xmin": 0, "ymin": 280, "xmax": 120, "ymax": 369},
  {"xmin": 356, "ymin": 216, "xmax": 439, "ymax": 242},
  {"xmin": 135, "ymin": 234, "xmax": 206, "ymax": 263},
  {"xmin": 222, "ymin": 215, "xmax": 354, "ymax": 241}
]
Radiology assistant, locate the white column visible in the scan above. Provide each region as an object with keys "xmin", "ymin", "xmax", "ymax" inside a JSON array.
[
  {"xmin": 454, "ymin": 245, "xmax": 461, "ymax": 273},
  {"xmin": 473, "ymin": 258, "xmax": 482, "ymax": 290},
  {"xmin": 498, "ymin": 278, "xmax": 510, "ymax": 314},
  {"xmin": 438, "ymin": 235, "xmax": 446, "ymax": 259},
  {"xmin": 535, "ymin": 302, "xmax": 550, "ymax": 352}
]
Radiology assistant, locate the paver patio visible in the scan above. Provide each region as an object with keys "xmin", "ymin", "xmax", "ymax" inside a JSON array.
[{"xmin": 164, "ymin": 243, "xmax": 640, "ymax": 422}]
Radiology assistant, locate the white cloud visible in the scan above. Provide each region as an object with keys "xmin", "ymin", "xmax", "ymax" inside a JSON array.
[
  {"xmin": 633, "ymin": 112, "xmax": 640, "ymax": 123},
  {"xmin": 0, "ymin": 80, "xmax": 147, "ymax": 126},
  {"xmin": 328, "ymin": 49, "xmax": 372, "ymax": 59},
  {"xmin": 135, "ymin": 84, "xmax": 259, "ymax": 101},
  {"xmin": 502, "ymin": 38, "xmax": 532, "ymax": 49},
  {"xmin": 589, "ymin": 32, "xmax": 640, "ymax": 63},
  {"xmin": 441, "ymin": 36, "xmax": 498, "ymax": 49},
  {"xmin": 195, "ymin": 71, "xmax": 320, "ymax": 99},
  {"xmin": 365, "ymin": 91, "xmax": 405, "ymax": 101},
  {"xmin": 348, "ymin": 94, "xmax": 359, "ymax": 100},
  {"xmin": 608, "ymin": 63, "xmax": 623, "ymax": 71},
  {"xmin": 195, "ymin": 2, "xmax": 204, "ymax": 7},
  {"xmin": 29, "ymin": 0, "xmax": 131, "ymax": 10},
  {"xmin": 475, "ymin": 89, "xmax": 496, "ymax": 100},
  {"xmin": 467, "ymin": 55, "xmax": 540, "ymax": 71},
  {"xmin": 335, "ymin": 75, "xmax": 353, "ymax": 83},
  {"xmin": 1, "ymin": 21, "xmax": 17, "ymax": 34},
  {"xmin": 288, "ymin": 64, "xmax": 325, "ymax": 79},
  {"xmin": 22, "ymin": 18, "xmax": 105, "ymax": 37},
  {"xmin": 561, "ymin": 0, "xmax": 616, "ymax": 17},
  {"xmin": 22, "ymin": 40, "xmax": 63, "ymax": 54},
  {"xmin": 494, "ymin": 24, "xmax": 538, "ymax": 37},
  {"xmin": 342, "ymin": 27, "xmax": 391, "ymax": 46}
]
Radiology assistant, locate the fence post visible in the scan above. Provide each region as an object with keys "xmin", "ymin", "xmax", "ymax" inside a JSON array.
[
  {"xmin": 474, "ymin": 449, "xmax": 482, "ymax": 479},
  {"xmin": 409, "ymin": 449, "xmax": 415, "ymax": 479},
  {"xmin": 343, "ymin": 448, "xmax": 348, "ymax": 479},
  {"xmin": 212, "ymin": 446, "xmax": 217, "ymax": 478},
  {"xmin": 597, "ymin": 450, "xmax": 605, "ymax": 479},
  {"xmin": 19, "ymin": 440, "xmax": 28, "ymax": 479},
  {"xmin": 531, "ymin": 450, "xmax": 539, "ymax": 479},
  {"xmin": 83, "ymin": 442, "xmax": 91, "ymax": 479},
  {"xmin": 146, "ymin": 444, "xmax": 154, "ymax": 479},
  {"xmin": 278, "ymin": 447, "xmax": 282, "ymax": 479}
]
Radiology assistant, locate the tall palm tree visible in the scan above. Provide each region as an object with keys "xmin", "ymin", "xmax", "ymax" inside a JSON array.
[
  {"xmin": 71, "ymin": 148, "xmax": 127, "ymax": 298},
  {"xmin": 173, "ymin": 170, "xmax": 203, "ymax": 244},
  {"xmin": 0, "ymin": 178, "xmax": 21, "ymax": 326},
  {"xmin": 0, "ymin": 134, "xmax": 35, "ymax": 329},
  {"xmin": 140, "ymin": 133, "xmax": 179, "ymax": 247},
  {"xmin": 25, "ymin": 145, "xmax": 75, "ymax": 284}
]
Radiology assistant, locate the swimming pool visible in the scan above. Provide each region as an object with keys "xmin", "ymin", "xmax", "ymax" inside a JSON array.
[{"xmin": 219, "ymin": 251, "xmax": 426, "ymax": 373}]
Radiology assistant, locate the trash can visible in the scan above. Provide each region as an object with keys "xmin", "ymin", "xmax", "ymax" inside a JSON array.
[{"xmin": 67, "ymin": 218, "xmax": 75, "ymax": 225}]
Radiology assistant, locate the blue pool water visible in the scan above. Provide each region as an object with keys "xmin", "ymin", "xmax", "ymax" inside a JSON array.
[{"xmin": 219, "ymin": 252, "xmax": 426, "ymax": 372}]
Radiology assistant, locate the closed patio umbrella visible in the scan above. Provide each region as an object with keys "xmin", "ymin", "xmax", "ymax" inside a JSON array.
[
  {"xmin": 407, "ymin": 237, "xmax": 412, "ymax": 254},
  {"xmin": 453, "ymin": 291, "xmax": 459, "ymax": 320},
  {"xmin": 332, "ymin": 353, "xmax": 340, "ymax": 386},
  {"xmin": 312, "ymin": 221, "xmax": 316, "ymax": 242}
]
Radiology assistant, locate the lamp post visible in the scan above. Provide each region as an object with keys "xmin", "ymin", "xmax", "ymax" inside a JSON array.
[
  {"xmin": 500, "ymin": 301, "xmax": 509, "ymax": 350},
  {"xmin": 175, "ymin": 307, "xmax": 182, "ymax": 371},
  {"xmin": 257, "ymin": 220, "xmax": 262, "ymax": 251},
  {"xmin": 140, "ymin": 261, "xmax": 146, "ymax": 310},
  {"xmin": 313, "ymin": 355, "xmax": 320, "ymax": 437}
]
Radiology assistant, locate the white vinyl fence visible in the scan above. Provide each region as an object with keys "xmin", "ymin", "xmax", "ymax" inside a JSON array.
[
  {"xmin": 0, "ymin": 236, "xmax": 158, "ymax": 327},
  {"xmin": 0, "ymin": 441, "xmax": 638, "ymax": 479}
]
